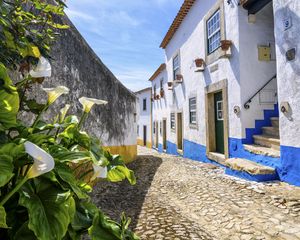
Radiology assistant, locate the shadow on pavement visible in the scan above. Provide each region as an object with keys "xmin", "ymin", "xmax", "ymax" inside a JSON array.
[{"xmin": 90, "ymin": 154, "xmax": 163, "ymax": 230}]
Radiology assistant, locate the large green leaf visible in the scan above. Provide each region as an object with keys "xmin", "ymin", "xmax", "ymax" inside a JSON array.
[
  {"xmin": 88, "ymin": 211, "xmax": 122, "ymax": 240},
  {"xmin": 107, "ymin": 166, "xmax": 136, "ymax": 185},
  {"xmin": 13, "ymin": 222, "xmax": 37, "ymax": 240},
  {"xmin": 19, "ymin": 181, "xmax": 76, "ymax": 240},
  {"xmin": 0, "ymin": 206, "xmax": 8, "ymax": 228},
  {"xmin": 55, "ymin": 163, "xmax": 89, "ymax": 199},
  {"xmin": 0, "ymin": 154, "xmax": 14, "ymax": 187},
  {"xmin": 0, "ymin": 63, "xmax": 19, "ymax": 129},
  {"xmin": 0, "ymin": 143, "xmax": 25, "ymax": 160}
]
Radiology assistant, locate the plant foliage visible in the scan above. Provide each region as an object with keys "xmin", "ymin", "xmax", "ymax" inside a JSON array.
[{"xmin": 0, "ymin": 1, "xmax": 139, "ymax": 239}]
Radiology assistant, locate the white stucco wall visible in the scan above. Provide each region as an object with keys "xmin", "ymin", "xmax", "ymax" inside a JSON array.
[
  {"xmin": 136, "ymin": 89, "xmax": 152, "ymax": 145},
  {"xmin": 151, "ymin": 69, "xmax": 169, "ymax": 146},
  {"xmin": 239, "ymin": 2, "xmax": 278, "ymax": 137},
  {"xmin": 162, "ymin": 0, "xmax": 242, "ymax": 146},
  {"xmin": 273, "ymin": 0, "xmax": 300, "ymax": 148}
]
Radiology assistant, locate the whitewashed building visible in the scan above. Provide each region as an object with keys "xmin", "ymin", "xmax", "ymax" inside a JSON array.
[
  {"xmin": 150, "ymin": 0, "xmax": 300, "ymax": 186},
  {"xmin": 135, "ymin": 88, "xmax": 152, "ymax": 148}
]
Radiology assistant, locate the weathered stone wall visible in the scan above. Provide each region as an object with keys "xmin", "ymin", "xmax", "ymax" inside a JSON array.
[{"xmin": 21, "ymin": 13, "xmax": 137, "ymax": 161}]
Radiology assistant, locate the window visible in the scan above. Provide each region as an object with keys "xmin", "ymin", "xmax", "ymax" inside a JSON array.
[
  {"xmin": 189, "ymin": 97, "xmax": 197, "ymax": 125},
  {"xmin": 207, "ymin": 10, "xmax": 221, "ymax": 54},
  {"xmin": 137, "ymin": 125, "xmax": 139, "ymax": 134},
  {"xmin": 160, "ymin": 79, "xmax": 163, "ymax": 90},
  {"xmin": 154, "ymin": 84, "xmax": 157, "ymax": 97},
  {"xmin": 153, "ymin": 122, "xmax": 156, "ymax": 134},
  {"xmin": 143, "ymin": 98, "xmax": 147, "ymax": 111},
  {"xmin": 173, "ymin": 54, "xmax": 180, "ymax": 80},
  {"xmin": 170, "ymin": 113, "xmax": 175, "ymax": 130},
  {"xmin": 216, "ymin": 100, "xmax": 223, "ymax": 120}
]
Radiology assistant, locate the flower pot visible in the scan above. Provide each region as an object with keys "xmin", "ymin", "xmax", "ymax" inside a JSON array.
[
  {"xmin": 176, "ymin": 74, "xmax": 183, "ymax": 81},
  {"xmin": 156, "ymin": 94, "xmax": 160, "ymax": 100},
  {"xmin": 221, "ymin": 40, "xmax": 232, "ymax": 51},
  {"xmin": 195, "ymin": 58, "xmax": 205, "ymax": 68},
  {"xmin": 160, "ymin": 90, "xmax": 164, "ymax": 98}
]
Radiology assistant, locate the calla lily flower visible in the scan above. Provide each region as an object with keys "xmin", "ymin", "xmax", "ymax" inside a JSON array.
[
  {"xmin": 24, "ymin": 141, "xmax": 55, "ymax": 179},
  {"xmin": 29, "ymin": 56, "xmax": 52, "ymax": 78},
  {"xmin": 60, "ymin": 104, "xmax": 71, "ymax": 123},
  {"xmin": 79, "ymin": 97, "xmax": 108, "ymax": 113},
  {"xmin": 91, "ymin": 164, "xmax": 107, "ymax": 181},
  {"xmin": 43, "ymin": 86, "xmax": 69, "ymax": 105}
]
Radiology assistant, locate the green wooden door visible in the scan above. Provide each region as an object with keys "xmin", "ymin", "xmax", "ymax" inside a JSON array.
[{"xmin": 214, "ymin": 92, "xmax": 224, "ymax": 154}]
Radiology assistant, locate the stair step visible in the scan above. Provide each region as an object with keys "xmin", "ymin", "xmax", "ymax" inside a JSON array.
[
  {"xmin": 225, "ymin": 158, "xmax": 276, "ymax": 175},
  {"xmin": 271, "ymin": 117, "xmax": 279, "ymax": 127},
  {"xmin": 244, "ymin": 144, "xmax": 280, "ymax": 158},
  {"xmin": 253, "ymin": 134, "xmax": 280, "ymax": 150},
  {"xmin": 262, "ymin": 126, "xmax": 279, "ymax": 137}
]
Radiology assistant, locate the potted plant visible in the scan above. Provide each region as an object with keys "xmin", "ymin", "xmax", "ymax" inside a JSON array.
[
  {"xmin": 156, "ymin": 94, "xmax": 160, "ymax": 100},
  {"xmin": 160, "ymin": 89, "xmax": 165, "ymax": 98},
  {"xmin": 167, "ymin": 82, "xmax": 173, "ymax": 90},
  {"xmin": 221, "ymin": 40, "xmax": 232, "ymax": 51},
  {"xmin": 195, "ymin": 58, "xmax": 205, "ymax": 68}
]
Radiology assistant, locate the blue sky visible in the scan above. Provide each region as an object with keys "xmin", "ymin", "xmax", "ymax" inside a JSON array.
[{"xmin": 65, "ymin": 0, "xmax": 183, "ymax": 92}]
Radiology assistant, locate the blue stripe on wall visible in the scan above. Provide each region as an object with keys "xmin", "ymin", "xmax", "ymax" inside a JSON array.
[
  {"xmin": 225, "ymin": 168, "xmax": 279, "ymax": 182},
  {"xmin": 243, "ymin": 103, "xmax": 279, "ymax": 144},
  {"xmin": 278, "ymin": 145, "xmax": 300, "ymax": 187},
  {"xmin": 158, "ymin": 143, "xmax": 163, "ymax": 153},
  {"xmin": 166, "ymin": 140, "xmax": 179, "ymax": 156},
  {"xmin": 229, "ymin": 138, "xmax": 281, "ymax": 169}
]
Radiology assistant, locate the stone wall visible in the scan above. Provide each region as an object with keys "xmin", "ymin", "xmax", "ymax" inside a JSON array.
[{"xmin": 22, "ymin": 13, "xmax": 137, "ymax": 162}]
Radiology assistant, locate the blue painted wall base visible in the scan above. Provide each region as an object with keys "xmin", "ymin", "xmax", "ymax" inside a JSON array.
[
  {"xmin": 229, "ymin": 138, "xmax": 281, "ymax": 169},
  {"xmin": 225, "ymin": 168, "xmax": 279, "ymax": 182},
  {"xmin": 278, "ymin": 145, "xmax": 300, "ymax": 187}
]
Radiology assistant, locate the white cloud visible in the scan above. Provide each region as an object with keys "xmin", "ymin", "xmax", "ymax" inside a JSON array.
[{"xmin": 65, "ymin": 9, "xmax": 96, "ymax": 21}]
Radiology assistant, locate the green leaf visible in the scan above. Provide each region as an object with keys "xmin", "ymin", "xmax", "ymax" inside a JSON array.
[
  {"xmin": 107, "ymin": 166, "xmax": 136, "ymax": 185},
  {"xmin": 0, "ymin": 143, "xmax": 25, "ymax": 160},
  {"xmin": 0, "ymin": 64, "xmax": 19, "ymax": 129},
  {"xmin": 14, "ymin": 222, "xmax": 37, "ymax": 240},
  {"xmin": 71, "ymin": 201, "xmax": 98, "ymax": 232},
  {"xmin": 88, "ymin": 211, "xmax": 122, "ymax": 240},
  {"xmin": 0, "ymin": 154, "xmax": 14, "ymax": 187},
  {"xmin": 19, "ymin": 181, "xmax": 76, "ymax": 240},
  {"xmin": 0, "ymin": 206, "xmax": 8, "ymax": 228},
  {"xmin": 55, "ymin": 163, "xmax": 89, "ymax": 199}
]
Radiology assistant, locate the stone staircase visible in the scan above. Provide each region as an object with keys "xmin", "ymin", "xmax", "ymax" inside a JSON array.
[
  {"xmin": 225, "ymin": 117, "xmax": 280, "ymax": 182},
  {"xmin": 244, "ymin": 117, "xmax": 280, "ymax": 157}
]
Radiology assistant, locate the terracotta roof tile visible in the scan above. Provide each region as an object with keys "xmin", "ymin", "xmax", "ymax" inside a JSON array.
[
  {"xmin": 149, "ymin": 64, "xmax": 166, "ymax": 81},
  {"xmin": 160, "ymin": 0, "xmax": 196, "ymax": 49}
]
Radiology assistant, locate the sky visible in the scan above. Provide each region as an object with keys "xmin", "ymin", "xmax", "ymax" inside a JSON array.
[{"xmin": 65, "ymin": 0, "xmax": 184, "ymax": 92}]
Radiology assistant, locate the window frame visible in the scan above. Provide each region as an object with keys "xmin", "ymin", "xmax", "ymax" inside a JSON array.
[
  {"xmin": 172, "ymin": 53, "xmax": 180, "ymax": 81},
  {"xmin": 170, "ymin": 113, "xmax": 176, "ymax": 131},
  {"xmin": 207, "ymin": 9, "xmax": 221, "ymax": 55},
  {"xmin": 189, "ymin": 97, "xmax": 197, "ymax": 126},
  {"xmin": 142, "ymin": 98, "xmax": 147, "ymax": 111}
]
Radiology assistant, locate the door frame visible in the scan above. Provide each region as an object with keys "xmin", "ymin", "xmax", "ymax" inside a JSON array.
[
  {"xmin": 155, "ymin": 121, "xmax": 159, "ymax": 149},
  {"xmin": 143, "ymin": 125, "xmax": 147, "ymax": 146},
  {"xmin": 176, "ymin": 112, "xmax": 184, "ymax": 152},
  {"xmin": 205, "ymin": 79, "xmax": 229, "ymax": 161},
  {"xmin": 163, "ymin": 118, "xmax": 167, "ymax": 150}
]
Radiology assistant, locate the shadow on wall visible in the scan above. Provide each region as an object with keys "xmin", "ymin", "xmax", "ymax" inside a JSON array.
[
  {"xmin": 274, "ymin": 6, "xmax": 300, "ymax": 78},
  {"xmin": 90, "ymin": 155, "xmax": 163, "ymax": 230}
]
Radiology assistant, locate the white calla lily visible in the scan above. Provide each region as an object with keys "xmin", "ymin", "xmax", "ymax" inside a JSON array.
[
  {"xmin": 91, "ymin": 164, "xmax": 107, "ymax": 181},
  {"xmin": 43, "ymin": 86, "xmax": 69, "ymax": 105},
  {"xmin": 79, "ymin": 97, "xmax": 108, "ymax": 113},
  {"xmin": 29, "ymin": 56, "xmax": 52, "ymax": 78},
  {"xmin": 24, "ymin": 141, "xmax": 55, "ymax": 179},
  {"xmin": 60, "ymin": 104, "xmax": 71, "ymax": 122}
]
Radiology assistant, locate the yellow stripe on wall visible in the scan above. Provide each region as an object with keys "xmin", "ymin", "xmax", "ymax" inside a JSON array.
[
  {"xmin": 137, "ymin": 139, "xmax": 152, "ymax": 148},
  {"xmin": 103, "ymin": 145, "xmax": 137, "ymax": 164}
]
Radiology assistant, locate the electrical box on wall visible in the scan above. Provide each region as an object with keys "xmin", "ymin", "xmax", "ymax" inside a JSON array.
[{"xmin": 258, "ymin": 46, "xmax": 271, "ymax": 61}]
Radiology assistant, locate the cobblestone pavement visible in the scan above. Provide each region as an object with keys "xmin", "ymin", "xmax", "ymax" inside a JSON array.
[{"xmin": 91, "ymin": 146, "xmax": 300, "ymax": 240}]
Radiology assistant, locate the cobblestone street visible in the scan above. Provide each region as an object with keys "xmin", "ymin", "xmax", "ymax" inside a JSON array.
[{"xmin": 92, "ymin": 146, "xmax": 300, "ymax": 240}]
